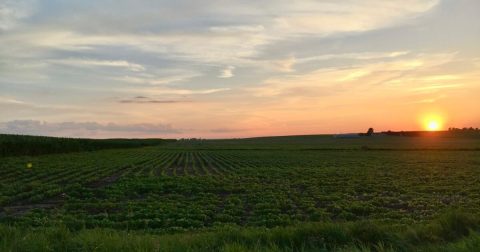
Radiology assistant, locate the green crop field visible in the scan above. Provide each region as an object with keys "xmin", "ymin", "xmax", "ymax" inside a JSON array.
[{"xmin": 1, "ymin": 134, "xmax": 480, "ymax": 251}]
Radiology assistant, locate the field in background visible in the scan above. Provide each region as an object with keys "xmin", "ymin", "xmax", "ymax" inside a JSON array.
[
  {"xmin": 1, "ymin": 134, "xmax": 480, "ymax": 251},
  {"xmin": 175, "ymin": 133, "xmax": 480, "ymax": 150}
]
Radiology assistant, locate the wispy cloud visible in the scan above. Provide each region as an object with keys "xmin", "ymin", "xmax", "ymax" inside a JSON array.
[
  {"xmin": 298, "ymin": 51, "xmax": 410, "ymax": 63},
  {"xmin": 0, "ymin": 1, "xmax": 440, "ymax": 65},
  {"xmin": 270, "ymin": 56, "xmax": 296, "ymax": 72},
  {"xmin": 0, "ymin": 96, "xmax": 26, "ymax": 105},
  {"xmin": 114, "ymin": 71, "xmax": 199, "ymax": 86},
  {"xmin": 121, "ymin": 87, "xmax": 231, "ymax": 96},
  {"xmin": 338, "ymin": 70, "xmax": 371, "ymax": 82},
  {"xmin": 0, "ymin": 0, "xmax": 36, "ymax": 30},
  {"xmin": 269, "ymin": 0, "xmax": 439, "ymax": 35},
  {"xmin": 218, "ymin": 66, "xmax": 235, "ymax": 78},
  {"xmin": 250, "ymin": 52, "xmax": 458, "ymax": 97},
  {"xmin": 49, "ymin": 58, "xmax": 145, "ymax": 72},
  {"xmin": 118, "ymin": 96, "xmax": 186, "ymax": 104},
  {"xmin": 410, "ymin": 84, "xmax": 462, "ymax": 92}
]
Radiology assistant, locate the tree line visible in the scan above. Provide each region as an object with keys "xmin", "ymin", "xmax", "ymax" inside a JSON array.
[{"xmin": 0, "ymin": 134, "xmax": 175, "ymax": 157}]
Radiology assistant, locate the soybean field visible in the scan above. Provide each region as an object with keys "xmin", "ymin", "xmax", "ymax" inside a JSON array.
[{"xmin": 1, "ymin": 135, "xmax": 480, "ymax": 251}]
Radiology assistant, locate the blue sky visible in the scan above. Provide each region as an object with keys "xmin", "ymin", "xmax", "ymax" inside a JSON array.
[{"xmin": 1, "ymin": 0, "xmax": 479, "ymax": 138}]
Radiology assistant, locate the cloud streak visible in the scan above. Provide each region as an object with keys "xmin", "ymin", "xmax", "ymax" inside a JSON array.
[
  {"xmin": 50, "ymin": 58, "xmax": 145, "ymax": 72},
  {"xmin": 118, "ymin": 96, "xmax": 186, "ymax": 104},
  {"xmin": 0, "ymin": 96, "xmax": 27, "ymax": 105},
  {"xmin": 0, "ymin": 0, "xmax": 36, "ymax": 30},
  {"xmin": 218, "ymin": 66, "xmax": 235, "ymax": 78},
  {"xmin": 0, "ymin": 120, "xmax": 180, "ymax": 137}
]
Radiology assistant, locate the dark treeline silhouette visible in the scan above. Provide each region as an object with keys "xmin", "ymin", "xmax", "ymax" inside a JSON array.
[
  {"xmin": 448, "ymin": 127, "xmax": 480, "ymax": 132},
  {"xmin": 0, "ymin": 134, "xmax": 175, "ymax": 157},
  {"xmin": 447, "ymin": 127, "xmax": 480, "ymax": 137},
  {"xmin": 382, "ymin": 127, "xmax": 480, "ymax": 138},
  {"xmin": 382, "ymin": 130, "xmax": 445, "ymax": 137}
]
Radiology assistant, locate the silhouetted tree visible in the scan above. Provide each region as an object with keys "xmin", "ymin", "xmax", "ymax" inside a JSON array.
[{"xmin": 366, "ymin": 128, "xmax": 374, "ymax": 136}]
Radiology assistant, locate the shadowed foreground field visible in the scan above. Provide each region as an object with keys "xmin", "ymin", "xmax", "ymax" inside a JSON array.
[
  {"xmin": 1, "ymin": 134, "xmax": 480, "ymax": 251},
  {"xmin": 2, "ymin": 211, "xmax": 480, "ymax": 251}
]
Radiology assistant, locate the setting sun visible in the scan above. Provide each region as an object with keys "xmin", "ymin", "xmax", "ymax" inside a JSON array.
[
  {"xmin": 420, "ymin": 113, "xmax": 445, "ymax": 132},
  {"xmin": 427, "ymin": 120, "xmax": 441, "ymax": 131}
]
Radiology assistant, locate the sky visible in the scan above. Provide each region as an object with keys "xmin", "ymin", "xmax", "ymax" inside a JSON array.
[{"xmin": 0, "ymin": 0, "xmax": 479, "ymax": 138}]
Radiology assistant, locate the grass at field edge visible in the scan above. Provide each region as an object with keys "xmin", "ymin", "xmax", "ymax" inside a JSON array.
[{"xmin": 1, "ymin": 210, "xmax": 479, "ymax": 251}]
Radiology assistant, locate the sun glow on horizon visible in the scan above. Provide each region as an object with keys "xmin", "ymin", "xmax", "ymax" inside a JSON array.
[
  {"xmin": 426, "ymin": 120, "xmax": 440, "ymax": 131},
  {"xmin": 422, "ymin": 114, "xmax": 444, "ymax": 131}
]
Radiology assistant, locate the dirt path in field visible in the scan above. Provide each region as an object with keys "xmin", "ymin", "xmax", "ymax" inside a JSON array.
[{"xmin": 0, "ymin": 163, "xmax": 142, "ymax": 217}]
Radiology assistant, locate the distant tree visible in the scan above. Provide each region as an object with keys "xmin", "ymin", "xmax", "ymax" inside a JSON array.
[{"xmin": 366, "ymin": 128, "xmax": 374, "ymax": 136}]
